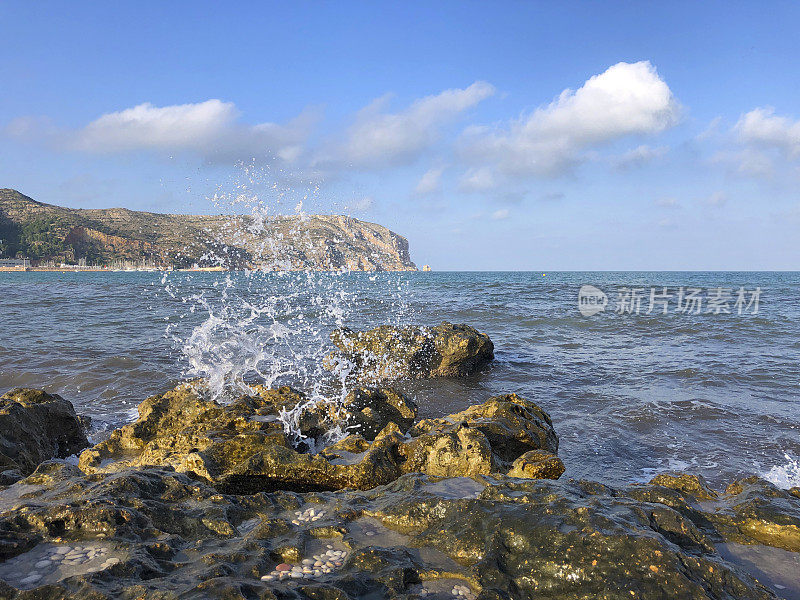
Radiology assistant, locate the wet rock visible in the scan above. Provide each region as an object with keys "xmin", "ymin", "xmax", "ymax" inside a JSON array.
[
  {"xmin": 0, "ymin": 467, "xmax": 782, "ymax": 599},
  {"xmin": 404, "ymin": 393, "xmax": 559, "ymax": 476},
  {"xmin": 78, "ymin": 382, "xmax": 295, "ymax": 477},
  {"xmin": 708, "ymin": 476, "xmax": 800, "ymax": 552},
  {"xmin": 649, "ymin": 471, "xmax": 719, "ymax": 500},
  {"xmin": 0, "ymin": 388, "xmax": 89, "ymax": 475},
  {"xmin": 324, "ymin": 322, "xmax": 494, "ymax": 382},
  {"xmin": 343, "ymin": 387, "xmax": 418, "ymax": 440},
  {"xmin": 506, "ymin": 449, "xmax": 565, "ymax": 480},
  {"xmin": 78, "ymin": 383, "xmax": 560, "ymax": 494}
]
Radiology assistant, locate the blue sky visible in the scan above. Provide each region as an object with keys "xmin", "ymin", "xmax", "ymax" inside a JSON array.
[{"xmin": 2, "ymin": 1, "xmax": 800, "ymax": 270}]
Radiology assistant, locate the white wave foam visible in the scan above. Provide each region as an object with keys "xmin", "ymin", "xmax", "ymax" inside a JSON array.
[{"xmin": 763, "ymin": 453, "xmax": 800, "ymax": 489}]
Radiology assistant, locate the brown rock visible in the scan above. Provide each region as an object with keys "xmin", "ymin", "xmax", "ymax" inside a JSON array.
[
  {"xmin": 0, "ymin": 388, "xmax": 88, "ymax": 475},
  {"xmin": 507, "ymin": 450, "xmax": 565, "ymax": 480}
]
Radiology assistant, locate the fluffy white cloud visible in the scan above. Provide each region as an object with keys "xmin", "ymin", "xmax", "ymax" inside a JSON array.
[
  {"xmin": 414, "ymin": 166, "xmax": 444, "ymax": 195},
  {"xmin": 335, "ymin": 82, "xmax": 495, "ymax": 169},
  {"xmin": 491, "ymin": 208, "xmax": 510, "ymax": 220},
  {"xmin": 11, "ymin": 99, "xmax": 318, "ymax": 164},
  {"xmin": 75, "ymin": 100, "xmax": 237, "ymax": 152},
  {"xmin": 735, "ymin": 107, "xmax": 800, "ymax": 158},
  {"xmin": 708, "ymin": 108, "xmax": 800, "ymax": 179},
  {"xmin": 460, "ymin": 61, "xmax": 680, "ymax": 181}
]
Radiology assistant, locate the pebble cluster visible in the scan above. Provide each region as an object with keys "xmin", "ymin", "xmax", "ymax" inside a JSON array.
[
  {"xmin": 450, "ymin": 584, "xmax": 475, "ymax": 598},
  {"xmin": 7, "ymin": 545, "xmax": 120, "ymax": 588},
  {"xmin": 290, "ymin": 506, "xmax": 325, "ymax": 525},
  {"xmin": 260, "ymin": 546, "xmax": 347, "ymax": 581},
  {"xmin": 418, "ymin": 583, "xmax": 476, "ymax": 599}
]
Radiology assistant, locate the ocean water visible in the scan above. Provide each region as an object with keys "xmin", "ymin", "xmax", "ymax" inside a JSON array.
[{"xmin": 0, "ymin": 270, "xmax": 798, "ymax": 489}]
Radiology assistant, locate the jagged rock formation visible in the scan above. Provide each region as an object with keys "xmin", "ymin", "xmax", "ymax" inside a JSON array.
[
  {"xmin": 77, "ymin": 382, "xmax": 562, "ymax": 494},
  {"xmin": 0, "ymin": 381, "xmax": 799, "ymax": 597},
  {"xmin": 0, "ymin": 189, "xmax": 417, "ymax": 270},
  {"xmin": 324, "ymin": 322, "xmax": 495, "ymax": 382}
]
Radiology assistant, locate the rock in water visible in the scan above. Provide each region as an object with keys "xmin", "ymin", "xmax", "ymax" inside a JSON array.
[
  {"xmin": 0, "ymin": 388, "xmax": 89, "ymax": 475},
  {"xmin": 78, "ymin": 382, "xmax": 560, "ymax": 493},
  {"xmin": 324, "ymin": 322, "xmax": 494, "ymax": 382}
]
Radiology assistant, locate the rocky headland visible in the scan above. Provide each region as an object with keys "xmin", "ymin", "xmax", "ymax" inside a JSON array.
[
  {"xmin": 0, "ymin": 189, "xmax": 416, "ymax": 271},
  {"xmin": 0, "ymin": 324, "xmax": 798, "ymax": 599}
]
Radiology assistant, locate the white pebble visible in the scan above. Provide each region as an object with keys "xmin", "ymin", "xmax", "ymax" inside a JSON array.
[
  {"xmin": 261, "ymin": 575, "xmax": 274, "ymax": 581},
  {"xmin": 34, "ymin": 560, "xmax": 50, "ymax": 569},
  {"xmin": 291, "ymin": 520, "xmax": 300, "ymax": 526}
]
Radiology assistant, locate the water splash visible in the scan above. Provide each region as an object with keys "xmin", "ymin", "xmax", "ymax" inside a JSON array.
[
  {"xmin": 763, "ymin": 453, "xmax": 800, "ymax": 489},
  {"xmin": 161, "ymin": 169, "xmax": 413, "ymax": 451}
]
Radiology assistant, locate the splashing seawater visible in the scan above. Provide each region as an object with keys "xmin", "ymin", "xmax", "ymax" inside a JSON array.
[
  {"xmin": 161, "ymin": 179, "xmax": 411, "ymax": 452},
  {"xmin": 763, "ymin": 453, "xmax": 800, "ymax": 489}
]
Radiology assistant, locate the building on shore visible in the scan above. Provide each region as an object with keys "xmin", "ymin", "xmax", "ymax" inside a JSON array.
[
  {"xmin": 422, "ymin": 264, "xmax": 432, "ymax": 272},
  {"xmin": 0, "ymin": 258, "xmax": 31, "ymax": 270}
]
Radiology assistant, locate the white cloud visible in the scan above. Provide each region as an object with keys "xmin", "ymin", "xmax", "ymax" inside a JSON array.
[
  {"xmin": 735, "ymin": 107, "xmax": 800, "ymax": 158},
  {"xmin": 461, "ymin": 61, "xmax": 680, "ymax": 180},
  {"xmin": 706, "ymin": 191, "xmax": 727, "ymax": 206},
  {"xmin": 334, "ymin": 82, "xmax": 495, "ymax": 169},
  {"xmin": 414, "ymin": 166, "xmax": 445, "ymax": 195},
  {"xmin": 458, "ymin": 167, "xmax": 495, "ymax": 192},
  {"xmin": 491, "ymin": 208, "xmax": 509, "ymax": 220},
  {"xmin": 10, "ymin": 99, "xmax": 318, "ymax": 164},
  {"xmin": 719, "ymin": 107, "xmax": 800, "ymax": 179}
]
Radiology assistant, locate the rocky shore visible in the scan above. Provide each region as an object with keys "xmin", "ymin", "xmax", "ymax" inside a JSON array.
[{"xmin": 0, "ymin": 324, "xmax": 798, "ymax": 599}]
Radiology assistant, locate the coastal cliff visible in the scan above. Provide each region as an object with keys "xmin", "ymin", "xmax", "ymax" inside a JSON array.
[{"xmin": 0, "ymin": 189, "xmax": 417, "ymax": 271}]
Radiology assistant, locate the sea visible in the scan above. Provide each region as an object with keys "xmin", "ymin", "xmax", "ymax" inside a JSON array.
[{"xmin": 1, "ymin": 269, "xmax": 798, "ymax": 490}]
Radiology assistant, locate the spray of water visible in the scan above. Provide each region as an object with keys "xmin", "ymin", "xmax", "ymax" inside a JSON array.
[
  {"xmin": 763, "ymin": 453, "xmax": 800, "ymax": 489},
  {"xmin": 161, "ymin": 166, "xmax": 412, "ymax": 451}
]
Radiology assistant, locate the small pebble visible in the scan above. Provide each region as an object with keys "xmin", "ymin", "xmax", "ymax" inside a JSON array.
[
  {"xmin": 261, "ymin": 575, "xmax": 274, "ymax": 581},
  {"xmin": 34, "ymin": 560, "xmax": 51, "ymax": 569},
  {"xmin": 301, "ymin": 559, "xmax": 314, "ymax": 566},
  {"xmin": 291, "ymin": 519, "xmax": 300, "ymax": 526},
  {"xmin": 275, "ymin": 563, "xmax": 291, "ymax": 572},
  {"xmin": 365, "ymin": 531, "xmax": 375, "ymax": 536},
  {"xmin": 55, "ymin": 547, "xmax": 70, "ymax": 554}
]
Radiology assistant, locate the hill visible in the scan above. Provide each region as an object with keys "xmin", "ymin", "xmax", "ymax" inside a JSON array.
[{"xmin": 0, "ymin": 189, "xmax": 416, "ymax": 271}]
